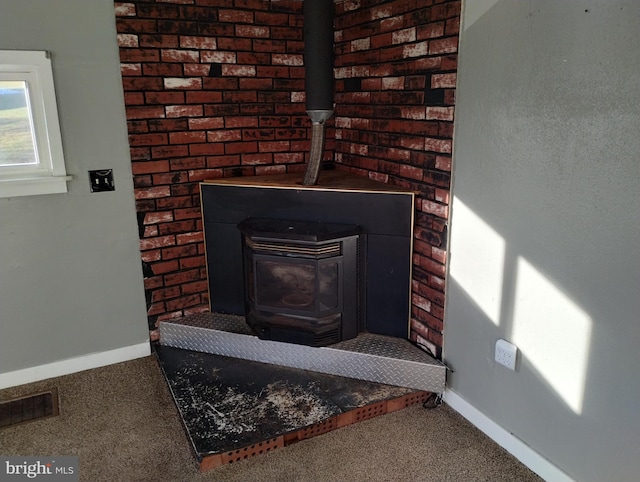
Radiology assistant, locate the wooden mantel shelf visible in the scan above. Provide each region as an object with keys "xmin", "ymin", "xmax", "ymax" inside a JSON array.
[{"xmin": 202, "ymin": 170, "xmax": 417, "ymax": 194}]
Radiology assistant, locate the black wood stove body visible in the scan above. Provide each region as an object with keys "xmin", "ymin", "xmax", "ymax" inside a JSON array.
[
  {"xmin": 238, "ymin": 218, "xmax": 362, "ymax": 347},
  {"xmin": 200, "ymin": 171, "xmax": 415, "ymax": 341}
]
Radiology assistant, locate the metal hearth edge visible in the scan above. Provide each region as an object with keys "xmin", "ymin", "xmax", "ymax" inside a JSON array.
[{"xmin": 159, "ymin": 313, "xmax": 446, "ymax": 393}]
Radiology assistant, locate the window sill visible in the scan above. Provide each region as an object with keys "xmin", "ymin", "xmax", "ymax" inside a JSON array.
[{"xmin": 0, "ymin": 175, "xmax": 73, "ymax": 199}]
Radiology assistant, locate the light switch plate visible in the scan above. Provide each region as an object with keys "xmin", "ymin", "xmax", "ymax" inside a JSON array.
[{"xmin": 89, "ymin": 170, "xmax": 115, "ymax": 192}]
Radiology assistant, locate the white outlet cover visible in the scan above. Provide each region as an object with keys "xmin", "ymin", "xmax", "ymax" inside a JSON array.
[{"xmin": 495, "ymin": 339, "xmax": 517, "ymax": 370}]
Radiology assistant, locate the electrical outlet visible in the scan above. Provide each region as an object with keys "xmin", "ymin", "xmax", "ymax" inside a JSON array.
[{"xmin": 495, "ymin": 339, "xmax": 517, "ymax": 370}]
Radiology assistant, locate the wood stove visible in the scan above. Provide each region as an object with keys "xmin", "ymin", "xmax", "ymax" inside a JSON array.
[{"xmin": 238, "ymin": 218, "xmax": 362, "ymax": 347}]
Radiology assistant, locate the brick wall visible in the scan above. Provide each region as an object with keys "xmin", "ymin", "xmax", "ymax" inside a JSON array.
[
  {"xmin": 333, "ymin": 0, "xmax": 459, "ymax": 356},
  {"xmin": 115, "ymin": 0, "xmax": 459, "ymax": 355},
  {"xmin": 115, "ymin": 0, "xmax": 317, "ymax": 339}
]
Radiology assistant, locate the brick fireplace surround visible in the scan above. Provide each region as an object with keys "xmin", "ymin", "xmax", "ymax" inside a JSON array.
[{"xmin": 115, "ymin": 0, "xmax": 459, "ymax": 358}]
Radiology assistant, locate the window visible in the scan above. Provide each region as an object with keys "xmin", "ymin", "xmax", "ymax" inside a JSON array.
[{"xmin": 0, "ymin": 50, "xmax": 71, "ymax": 198}]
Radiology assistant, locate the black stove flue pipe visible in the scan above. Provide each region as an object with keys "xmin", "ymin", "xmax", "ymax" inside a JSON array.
[{"xmin": 302, "ymin": 0, "xmax": 335, "ymax": 186}]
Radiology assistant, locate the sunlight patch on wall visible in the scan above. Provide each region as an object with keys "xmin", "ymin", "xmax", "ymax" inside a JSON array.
[
  {"xmin": 511, "ymin": 257, "xmax": 592, "ymax": 415},
  {"xmin": 450, "ymin": 197, "xmax": 505, "ymax": 326}
]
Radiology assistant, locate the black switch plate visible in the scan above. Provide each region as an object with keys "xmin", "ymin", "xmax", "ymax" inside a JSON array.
[{"xmin": 89, "ymin": 170, "xmax": 115, "ymax": 192}]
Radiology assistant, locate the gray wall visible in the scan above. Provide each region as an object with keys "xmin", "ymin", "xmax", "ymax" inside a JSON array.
[
  {"xmin": 446, "ymin": 1, "xmax": 640, "ymax": 480},
  {"xmin": 0, "ymin": 0, "xmax": 149, "ymax": 375}
]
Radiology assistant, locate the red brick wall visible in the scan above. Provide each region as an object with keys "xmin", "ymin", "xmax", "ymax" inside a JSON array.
[
  {"xmin": 333, "ymin": 0, "xmax": 459, "ymax": 356},
  {"xmin": 115, "ymin": 0, "xmax": 316, "ymax": 339},
  {"xmin": 115, "ymin": 0, "xmax": 458, "ymax": 355}
]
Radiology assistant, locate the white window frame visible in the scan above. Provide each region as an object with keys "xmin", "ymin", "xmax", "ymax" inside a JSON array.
[{"xmin": 0, "ymin": 50, "xmax": 71, "ymax": 198}]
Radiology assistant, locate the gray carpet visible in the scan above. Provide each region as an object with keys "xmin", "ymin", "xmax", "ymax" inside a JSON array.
[{"xmin": 0, "ymin": 355, "xmax": 542, "ymax": 482}]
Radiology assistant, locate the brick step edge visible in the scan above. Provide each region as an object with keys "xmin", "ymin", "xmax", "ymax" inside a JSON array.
[{"xmin": 199, "ymin": 390, "xmax": 432, "ymax": 472}]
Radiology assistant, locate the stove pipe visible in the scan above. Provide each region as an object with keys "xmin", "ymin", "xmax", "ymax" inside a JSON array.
[{"xmin": 302, "ymin": 0, "xmax": 334, "ymax": 186}]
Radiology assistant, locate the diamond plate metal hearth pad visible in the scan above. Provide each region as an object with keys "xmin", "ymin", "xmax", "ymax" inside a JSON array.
[{"xmin": 159, "ymin": 313, "xmax": 446, "ymax": 393}]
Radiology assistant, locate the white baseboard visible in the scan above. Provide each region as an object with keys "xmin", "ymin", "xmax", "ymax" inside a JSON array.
[
  {"xmin": 0, "ymin": 341, "xmax": 151, "ymax": 390},
  {"xmin": 443, "ymin": 389, "xmax": 574, "ymax": 482}
]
